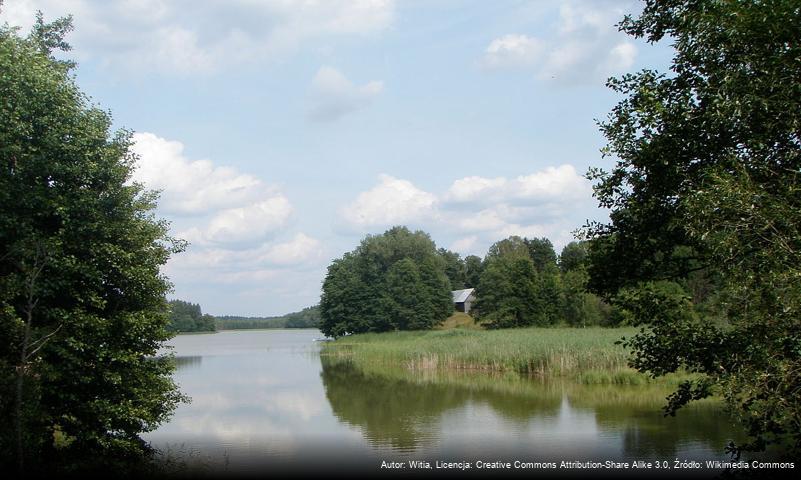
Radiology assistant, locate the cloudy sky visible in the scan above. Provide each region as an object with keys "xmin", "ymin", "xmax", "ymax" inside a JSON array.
[{"xmin": 1, "ymin": 0, "xmax": 673, "ymax": 316}]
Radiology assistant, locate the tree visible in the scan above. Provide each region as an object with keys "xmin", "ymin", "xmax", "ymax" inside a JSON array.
[
  {"xmin": 476, "ymin": 254, "xmax": 542, "ymax": 328},
  {"xmin": 558, "ymin": 241, "xmax": 588, "ymax": 273},
  {"xmin": 463, "ymin": 255, "xmax": 483, "ymax": 289},
  {"xmin": 319, "ymin": 227, "xmax": 453, "ymax": 337},
  {"xmin": 484, "ymin": 235, "xmax": 529, "ymax": 262},
  {"xmin": 523, "ymin": 237, "xmax": 557, "ymax": 273},
  {"xmin": 587, "ymin": 0, "xmax": 801, "ymax": 456},
  {"xmin": 166, "ymin": 299, "xmax": 216, "ymax": 333},
  {"xmin": 437, "ymin": 248, "xmax": 466, "ymax": 290},
  {"xmin": 476, "ymin": 237, "xmax": 552, "ymax": 328},
  {"xmin": 0, "ymin": 14, "xmax": 185, "ymax": 471},
  {"xmin": 381, "ymin": 259, "xmax": 430, "ymax": 331}
]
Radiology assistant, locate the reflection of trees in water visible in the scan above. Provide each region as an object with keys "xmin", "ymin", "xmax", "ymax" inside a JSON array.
[
  {"xmin": 602, "ymin": 404, "xmax": 742, "ymax": 459},
  {"xmin": 320, "ymin": 360, "xmax": 463, "ymax": 451},
  {"xmin": 320, "ymin": 359, "xmax": 562, "ymax": 451},
  {"xmin": 567, "ymin": 385, "xmax": 742, "ymax": 458},
  {"xmin": 321, "ymin": 358, "xmax": 743, "ymax": 458},
  {"xmin": 173, "ymin": 356, "xmax": 203, "ymax": 371}
]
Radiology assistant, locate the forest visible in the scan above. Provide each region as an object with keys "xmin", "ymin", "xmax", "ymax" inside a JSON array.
[
  {"xmin": 215, "ymin": 305, "xmax": 321, "ymax": 330},
  {"xmin": 166, "ymin": 301, "xmax": 320, "ymax": 333},
  {"xmin": 320, "ymin": 226, "xmax": 663, "ymax": 337}
]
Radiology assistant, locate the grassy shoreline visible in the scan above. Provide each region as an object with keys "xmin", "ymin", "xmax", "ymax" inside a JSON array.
[{"xmin": 321, "ymin": 326, "xmax": 688, "ymax": 385}]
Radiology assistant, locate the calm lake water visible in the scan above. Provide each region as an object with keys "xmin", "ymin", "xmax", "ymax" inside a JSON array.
[{"xmin": 143, "ymin": 329, "xmax": 751, "ymax": 476}]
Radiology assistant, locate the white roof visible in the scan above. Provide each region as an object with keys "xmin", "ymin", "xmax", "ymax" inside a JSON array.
[{"xmin": 451, "ymin": 288, "xmax": 475, "ymax": 303}]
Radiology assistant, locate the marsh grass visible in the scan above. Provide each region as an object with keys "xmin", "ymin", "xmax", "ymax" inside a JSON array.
[{"xmin": 321, "ymin": 327, "xmax": 684, "ymax": 384}]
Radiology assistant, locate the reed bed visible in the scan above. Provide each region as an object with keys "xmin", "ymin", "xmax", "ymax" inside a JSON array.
[{"xmin": 321, "ymin": 327, "xmax": 659, "ymax": 384}]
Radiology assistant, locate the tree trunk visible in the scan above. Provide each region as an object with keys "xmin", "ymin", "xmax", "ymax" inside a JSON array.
[{"xmin": 15, "ymin": 306, "xmax": 32, "ymax": 472}]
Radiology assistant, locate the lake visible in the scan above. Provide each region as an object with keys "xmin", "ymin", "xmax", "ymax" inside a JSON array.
[{"xmin": 144, "ymin": 329, "xmax": 751, "ymax": 477}]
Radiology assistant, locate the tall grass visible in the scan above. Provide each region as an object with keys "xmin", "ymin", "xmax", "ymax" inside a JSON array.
[{"xmin": 321, "ymin": 327, "xmax": 656, "ymax": 384}]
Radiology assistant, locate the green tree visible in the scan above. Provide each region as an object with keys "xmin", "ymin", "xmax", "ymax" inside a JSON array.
[
  {"xmin": 559, "ymin": 241, "xmax": 588, "ymax": 273},
  {"xmin": 319, "ymin": 227, "xmax": 453, "ymax": 337},
  {"xmin": 437, "ymin": 248, "xmax": 466, "ymax": 290},
  {"xmin": 523, "ymin": 237, "xmax": 557, "ymax": 272},
  {"xmin": 166, "ymin": 299, "xmax": 215, "ymax": 333},
  {"xmin": 587, "ymin": 0, "xmax": 801, "ymax": 456},
  {"xmin": 319, "ymin": 254, "xmax": 371, "ymax": 337},
  {"xmin": 463, "ymin": 255, "xmax": 483, "ymax": 289},
  {"xmin": 0, "ymin": 14, "xmax": 185, "ymax": 471},
  {"xmin": 381, "ymin": 259, "xmax": 429, "ymax": 330},
  {"xmin": 477, "ymin": 236, "xmax": 565, "ymax": 327},
  {"xmin": 476, "ymin": 255, "xmax": 542, "ymax": 328},
  {"xmin": 283, "ymin": 305, "xmax": 321, "ymax": 328},
  {"xmin": 484, "ymin": 235, "xmax": 529, "ymax": 262}
]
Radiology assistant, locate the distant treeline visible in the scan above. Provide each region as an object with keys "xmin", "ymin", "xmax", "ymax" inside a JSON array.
[
  {"xmin": 167, "ymin": 301, "xmax": 320, "ymax": 332},
  {"xmin": 215, "ymin": 305, "xmax": 320, "ymax": 330},
  {"xmin": 167, "ymin": 299, "xmax": 216, "ymax": 333}
]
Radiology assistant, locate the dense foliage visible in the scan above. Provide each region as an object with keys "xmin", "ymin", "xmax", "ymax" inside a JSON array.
[
  {"xmin": 319, "ymin": 227, "xmax": 453, "ymax": 337},
  {"xmin": 0, "ymin": 15, "xmax": 184, "ymax": 472},
  {"xmin": 587, "ymin": 0, "xmax": 800, "ymax": 456},
  {"xmin": 438, "ymin": 248, "xmax": 466, "ymax": 290},
  {"xmin": 166, "ymin": 300, "xmax": 216, "ymax": 333},
  {"xmin": 476, "ymin": 237, "xmax": 609, "ymax": 328},
  {"xmin": 216, "ymin": 305, "xmax": 321, "ymax": 330}
]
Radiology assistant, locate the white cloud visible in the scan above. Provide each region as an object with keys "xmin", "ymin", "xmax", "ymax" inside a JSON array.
[
  {"xmin": 445, "ymin": 176, "xmax": 507, "ymax": 203},
  {"xmin": 444, "ymin": 165, "xmax": 590, "ymax": 206},
  {"xmin": 480, "ymin": 34, "xmax": 544, "ymax": 69},
  {"xmin": 479, "ymin": 1, "xmax": 637, "ymax": 83},
  {"xmin": 170, "ymin": 233, "xmax": 323, "ymax": 272},
  {"xmin": 603, "ymin": 41, "xmax": 637, "ymax": 73},
  {"xmin": 131, "ymin": 132, "xmax": 268, "ymax": 215},
  {"xmin": 514, "ymin": 164, "xmax": 591, "ymax": 201},
  {"xmin": 257, "ymin": 233, "xmax": 324, "ymax": 267},
  {"xmin": 340, "ymin": 164, "xmax": 604, "ymax": 256},
  {"xmin": 341, "ymin": 174, "xmax": 437, "ymax": 226},
  {"xmin": 203, "ymin": 197, "xmax": 293, "ymax": 245},
  {"xmin": 128, "ymin": 131, "xmax": 325, "ymax": 313},
  {"xmin": 307, "ymin": 66, "xmax": 384, "ymax": 122},
  {"xmin": 449, "ymin": 236, "xmax": 479, "ymax": 254},
  {"xmin": 0, "ymin": 0, "xmax": 395, "ymax": 74},
  {"xmin": 453, "ymin": 208, "xmax": 508, "ymax": 232}
]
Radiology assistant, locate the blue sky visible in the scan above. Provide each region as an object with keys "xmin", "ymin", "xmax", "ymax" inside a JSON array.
[{"xmin": 2, "ymin": 0, "xmax": 674, "ymax": 316}]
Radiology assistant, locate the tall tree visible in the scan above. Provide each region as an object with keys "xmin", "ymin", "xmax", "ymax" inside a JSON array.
[
  {"xmin": 0, "ymin": 14, "xmax": 185, "ymax": 470},
  {"xmin": 437, "ymin": 248, "xmax": 466, "ymax": 290},
  {"xmin": 558, "ymin": 241, "xmax": 588, "ymax": 273},
  {"xmin": 320, "ymin": 227, "xmax": 453, "ymax": 337},
  {"xmin": 476, "ymin": 237, "xmax": 551, "ymax": 328},
  {"xmin": 587, "ymin": 0, "xmax": 801, "ymax": 456},
  {"xmin": 475, "ymin": 255, "xmax": 542, "ymax": 328},
  {"xmin": 484, "ymin": 235, "xmax": 529, "ymax": 262},
  {"xmin": 523, "ymin": 237, "xmax": 557, "ymax": 273},
  {"xmin": 463, "ymin": 255, "xmax": 483, "ymax": 289}
]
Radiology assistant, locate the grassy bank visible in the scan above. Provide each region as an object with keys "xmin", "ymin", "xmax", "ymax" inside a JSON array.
[{"xmin": 321, "ymin": 326, "xmax": 680, "ymax": 385}]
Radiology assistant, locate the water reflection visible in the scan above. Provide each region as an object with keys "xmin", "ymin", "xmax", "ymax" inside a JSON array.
[
  {"xmin": 174, "ymin": 355, "xmax": 202, "ymax": 371},
  {"xmin": 145, "ymin": 330, "xmax": 755, "ymax": 475},
  {"xmin": 320, "ymin": 357, "xmax": 743, "ymax": 461},
  {"xmin": 321, "ymin": 360, "xmax": 467, "ymax": 451}
]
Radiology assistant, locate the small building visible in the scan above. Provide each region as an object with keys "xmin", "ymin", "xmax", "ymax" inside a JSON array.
[{"xmin": 451, "ymin": 288, "xmax": 476, "ymax": 314}]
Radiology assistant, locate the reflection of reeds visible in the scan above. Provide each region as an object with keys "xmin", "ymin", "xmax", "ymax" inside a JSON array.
[
  {"xmin": 321, "ymin": 327, "xmax": 692, "ymax": 385},
  {"xmin": 319, "ymin": 356, "xmax": 741, "ymax": 458},
  {"xmin": 173, "ymin": 355, "xmax": 203, "ymax": 371},
  {"xmin": 321, "ymin": 354, "xmax": 719, "ymax": 411}
]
